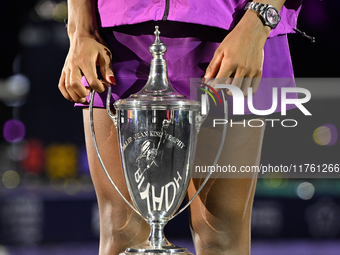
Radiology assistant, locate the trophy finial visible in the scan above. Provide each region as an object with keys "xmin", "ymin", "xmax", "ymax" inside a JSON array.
[
  {"xmin": 154, "ymin": 26, "xmax": 160, "ymax": 38},
  {"xmin": 149, "ymin": 26, "xmax": 167, "ymax": 58},
  {"xmin": 132, "ymin": 25, "xmax": 184, "ymax": 96}
]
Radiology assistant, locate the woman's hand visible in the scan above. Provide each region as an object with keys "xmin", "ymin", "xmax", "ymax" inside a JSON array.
[
  {"xmin": 58, "ymin": 34, "xmax": 115, "ymax": 104},
  {"xmin": 205, "ymin": 11, "xmax": 271, "ymax": 97}
]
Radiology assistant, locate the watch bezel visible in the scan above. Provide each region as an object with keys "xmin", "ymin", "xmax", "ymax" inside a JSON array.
[{"xmin": 264, "ymin": 6, "xmax": 281, "ymax": 29}]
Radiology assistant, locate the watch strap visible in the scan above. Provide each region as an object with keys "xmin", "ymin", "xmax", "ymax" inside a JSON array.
[
  {"xmin": 245, "ymin": 2, "xmax": 269, "ymax": 17},
  {"xmin": 245, "ymin": 2, "xmax": 280, "ymax": 29}
]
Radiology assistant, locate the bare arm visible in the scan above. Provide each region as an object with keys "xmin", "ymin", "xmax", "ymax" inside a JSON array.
[
  {"xmin": 205, "ymin": 0, "xmax": 286, "ymax": 96},
  {"xmin": 58, "ymin": 0, "xmax": 115, "ymax": 103}
]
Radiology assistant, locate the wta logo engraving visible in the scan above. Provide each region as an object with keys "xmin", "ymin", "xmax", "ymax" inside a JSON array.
[{"xmin": 199, "ymin": 84, "xmax": 312, "ymax": 116}]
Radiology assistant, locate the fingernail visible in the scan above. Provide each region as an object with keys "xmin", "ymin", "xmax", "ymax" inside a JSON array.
[
  {"xmin": 109, "ymin": 75, "xmax": 116, "ymax": 85},
  {"xmin": 202, "ymin": 76, "xmax": 214, "ymax": 86},
  {"xmin": 81, "ymin": 98, "xmax": 89, "ymax": 104}
]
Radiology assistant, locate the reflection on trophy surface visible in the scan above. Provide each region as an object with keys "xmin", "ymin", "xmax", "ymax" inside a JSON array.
[
  {"xmin": 137, "ymin": 140, "xmax": 159, "ymax": 173},
  {"xmin": 90, "ymin": 26, "xmax": 210, "ymax": 254},
  {"xmin": 120, "ymin": 107, "xmax": 195, "ymax": 222}
]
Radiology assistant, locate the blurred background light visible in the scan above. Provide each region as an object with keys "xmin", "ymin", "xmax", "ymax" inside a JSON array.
[
  {"xmin": 21, "ymin": 139, "xmax": 45, "ymax": 174},
  {"xmin": 297, "ymin": 182, "xmax": 315, "ymax": 200},
  {"xmin": 0, "ymin": 74, "xmax": 30, "ymax": 106},
  {"xmin": 3, "ymin": 98, "xmax": 27, "ymax": 108},
  {"xmin": 52, "ymin": 2, "xmax": 68, "ymax": 22},
  {"xmin": 305, "ymin": 198, "xmax": 340, "ymax": 238},
  {"xmin": 313, "ymin": 124, "xmax": 338, "ymax": 146},
  {"xmin": 46, "ymin": 144, "xmax": 77, "ymax": 178},
  {"xmin": 63, "ymin": 178, "xmax": 82, "ymax": 196},
  {"xmin": 6, "ymin": 74, "xmax": 30, "ymax": 97},
  {"xmin": 2, "ymin": 170, "xmax": 20, "ymax": 189},
  {"xmin": 0, "ymin": 245, "xmax": 9, "ymax": 255},
  {"xmin": 251, "ymin": 201, "xmax": 283, "ymax": 237},
  {"xmin": 6, "ymin": 140, "xmax": 29, "ymax": 161},
  {"xmin": 3, "ymin": 119, "xmax": 25, "ymax": 143},
  {"xmin": 19, "ymin": 26, "xmax": 50, "ymax": 47},
  {"xmin": 34, "ymin": 0, "xmax": 56, "ymax": 20},
  {"xmin": 49, "ymin": 174, "xmax": 64, "ymax": 191},
  {"xmin": 263, "ymin": 172, "xmax": 289, "ymax": 189}
]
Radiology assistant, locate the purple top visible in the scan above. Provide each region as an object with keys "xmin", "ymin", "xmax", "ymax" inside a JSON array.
[
  {"xmin": 98, "ymin": 0, "xmax": 302, "ymax": 37},
  {"xmin": 76, "ymin": 22, "xmax": 298, "ymax": 115}
]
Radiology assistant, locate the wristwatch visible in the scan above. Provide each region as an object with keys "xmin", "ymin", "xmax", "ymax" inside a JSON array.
[{"xmin": 244, "ymin": 2, "xmax": 281, "ymax": 29}]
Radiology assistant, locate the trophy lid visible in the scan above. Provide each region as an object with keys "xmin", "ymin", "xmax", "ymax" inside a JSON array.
[{"xmin": 114, "ymin": 26, "xmax": 200, "ymax": 111}]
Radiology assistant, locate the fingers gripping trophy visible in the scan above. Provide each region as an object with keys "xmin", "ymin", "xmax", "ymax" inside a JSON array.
[{"xmin": 89, "ymin": 26, "xmax": 223, "ymax": 255}]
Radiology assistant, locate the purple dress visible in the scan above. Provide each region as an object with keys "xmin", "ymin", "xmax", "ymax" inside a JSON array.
[
  {"xmin": 97, "ymin": 0, "xmax": 302, "ymax": 38},
  {"xmin": 76, "ymin": 1, "xmax": 302, "ymax": 115}
]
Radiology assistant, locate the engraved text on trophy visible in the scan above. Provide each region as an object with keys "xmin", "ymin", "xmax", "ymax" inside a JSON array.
[{"xmin": 123, "ymin": 130, "xmax": 186, "ymax": 213}]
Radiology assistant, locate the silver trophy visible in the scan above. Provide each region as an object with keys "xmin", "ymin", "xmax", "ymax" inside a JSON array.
[{"xmin": 89, "ymin": 26, "xmax": 224, "ymax": 255}]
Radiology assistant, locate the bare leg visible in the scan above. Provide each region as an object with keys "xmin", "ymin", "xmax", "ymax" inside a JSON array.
[
  {"xmin": 189, "ymin": 119, "xmax": 266, "ymax": 255},
  {"xmin": 83, "ymin": 108, "xmax": 150, "ymax": 255}
]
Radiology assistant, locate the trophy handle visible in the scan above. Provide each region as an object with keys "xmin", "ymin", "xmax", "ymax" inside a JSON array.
[
  {"xmin": 89, "ymin": 90, "xmax": 146, "ymax": 220},
  {"xmin": 169, "ymin": 89, "xmax": 228, "ymax": 221},
  {"xmin": 195, "ymin": 93, "xmax": 208, "ymax": 133},
  {"xmin": 90, "ymin": 87, "xmax": 228, "ymax": 222},
  {"xmin": 105, "ymin": 86, "xmax": 117, "ymax": 127}
]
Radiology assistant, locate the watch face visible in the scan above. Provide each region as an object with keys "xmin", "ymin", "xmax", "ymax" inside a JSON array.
[{"xmin": 267, "ymin": 8, "xmax": 279, "ymax": 25}]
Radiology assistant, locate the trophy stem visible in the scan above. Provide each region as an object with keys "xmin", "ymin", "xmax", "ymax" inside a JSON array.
[
  {"xmin": 147, "ymin": 219, "xmax": 168, "ymax": 247},
  {"xmin": 122, "ymin": 219, "xmax": 192, "ymax": 254}
]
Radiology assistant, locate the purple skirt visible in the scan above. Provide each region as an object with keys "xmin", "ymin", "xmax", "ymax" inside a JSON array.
[{"xmin": 76, "ymin": 21, "xmax": 297, "ymax": 115}]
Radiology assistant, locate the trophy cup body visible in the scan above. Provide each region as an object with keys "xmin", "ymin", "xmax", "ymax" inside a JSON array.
[
  {"xmin": 115, "ymin": 104, "xmax": 200, "ymax": 254},
  {"xmin": 90, "ymin": 26, "xmax": 212, "ymax": 255},
  {"xmin": 117, "ymin": 107, "xmax": 198, "ymax": 221}
]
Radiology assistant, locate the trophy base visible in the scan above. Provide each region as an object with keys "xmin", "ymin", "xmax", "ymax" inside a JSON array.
[
  {"xmin": 120, "ymin": 241, "xmax": 193, "ymax": 255},
  {"xmin": 121, "ymin": 249, "xmax": 192, "ymax": 255}
]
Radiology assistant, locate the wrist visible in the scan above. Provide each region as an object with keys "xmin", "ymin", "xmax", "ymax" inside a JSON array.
[
  {"xmin": 67, "ymin": 22, "xmax": 103, "ymax": 44},
  {"xmin": 68, "ymin": 28, "xmax": 100, "ymax": 40},
  {"xmin": 67, "ymin": 19, "xmax": 96, "ymax": 36},
  {"xmin": 66, "ymin": 0, "xmax": 101, "ymax": 39},
  {"xmin": 238, "ymin": 11, "xmax": 271, "ymax": 42}
]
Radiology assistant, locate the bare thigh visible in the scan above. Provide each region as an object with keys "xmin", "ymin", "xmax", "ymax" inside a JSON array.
[
  {"xmin": 83, "ymin": 108, "xmax": 149, "ymax": 255},
  {"xmin": 188, "ymin": 119, "xmax": 266, "ymax": 255}
]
